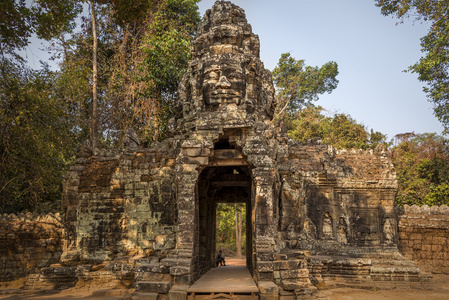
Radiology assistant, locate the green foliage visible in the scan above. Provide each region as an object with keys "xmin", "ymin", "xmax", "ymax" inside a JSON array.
[
  {"xmin": 140, "ymin": 0, "xmax": 200, "ymax": 142},
  {"xmin": 56, "ymin": 0, "xmax": 200, "ymax": 145},
  {"xmin": 216, "ymin": 203, "xmax": 246, "ymax": 255},
  {"xmin": 272, "ymin": 53, "xmax": 339, "ymax": 118},
  {"xmin": 0, "ymin": 0, "xmax": 81, "ymax": 57},
  {"xmin": 0, "ymin": 0, "xmax": 82, "ymax": 213},
  {"xmin": 375, "ymin": 0, "xmax": 449, "ymax": 132},
  {"xmin": 0, "ymin": 60, "xmax": 76, "ymax": 213},
  {"xmin": 55, "ymin": 3, "xmax": 118, "ymax": 146},
  {"xmin": 0, "ymin": 0, "xmax": 201, "ymax": 213},
  {"xmin": 288, "ymin": 105, "xmax": 388, "ymax": 150},
  {"xmin": 391, "ymin": 132, "xmax": 449, "ymax": 206}
]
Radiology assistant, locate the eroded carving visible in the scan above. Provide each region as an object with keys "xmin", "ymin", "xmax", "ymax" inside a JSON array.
[
  {"xmin": 323, "ymin": 212, "xmax": 334, "ymax": 240},
  {"xmin": 177, "ymin": 0, "xmax": 275, "ymax": 120},
  {"xmin": 383, "ymin": 218, "xmax": 394, "ymax": 245},
  {"xmin": 337, "ymin": 217, "xmax": 348, "ymax": 244}
]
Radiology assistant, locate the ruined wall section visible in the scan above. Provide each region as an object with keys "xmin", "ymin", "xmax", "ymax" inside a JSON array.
[
  {"xmin": 0, "ymin": 213, "xmax": 63, "ymax": 282},
  {"xmin": 398, "ymin": 205, "xmax": 449, "ymax": 273},
  {"xmin": 62, "ymin": 141, "xmax": 178, "ymax": 262},
  {"xmin": 280, "ymin": 142, "xmax": 398, "ymax": 253}
]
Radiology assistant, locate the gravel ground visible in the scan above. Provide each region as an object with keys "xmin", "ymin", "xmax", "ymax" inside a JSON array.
[{"xmin": 0, "ymin": 271, "xmax": 447, "ymax": 299}]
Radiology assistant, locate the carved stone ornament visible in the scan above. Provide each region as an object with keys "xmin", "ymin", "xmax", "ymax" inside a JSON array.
[{"xmin": 177, "ymin": 1, "xmax": 276, "ymax": 123}]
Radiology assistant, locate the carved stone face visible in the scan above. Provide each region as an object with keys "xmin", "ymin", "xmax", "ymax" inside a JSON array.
[
  {"xmin": 177, "ymin": 1, "xmax": 276, "ymax": 120},
  {"xmin": 202, "ymin": 57, "xmax": 246, "ymax": 107}
]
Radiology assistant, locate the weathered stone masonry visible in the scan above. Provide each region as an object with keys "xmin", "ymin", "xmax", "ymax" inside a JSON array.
[
  {"xmin": 0, "ymin": 213, "xmax": 64, "ymax": 283},
  {"xmin": 59, "ymin": 1, "xmax": 422, "ymax": 296},
  {"xmin": 398, "ymin": 205, "xmax": 449, "ymax": 274},
  {"xmin": 2, "ymin": 1, "xmax": 449, "ymax": 298}
]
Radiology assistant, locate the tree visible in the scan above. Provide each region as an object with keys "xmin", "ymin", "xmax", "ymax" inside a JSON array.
[
  {"xmin": 375, "ymin": 0, "xmax": 449, "ymax": 131},
  {"xmin": 57, "ymin": 0, "xmax": 201, "ymax": 146},
  {"xmin": 272, "ymin": 53, "xmax": 339, "ymax": 119},
  {"xmin": 0, "ymin": 0, "xmax": 200, "ymax": 213},
  {"xmin": 140, "ymin": 0, "xmax": 200, "ymax": 141},
  {"xmin": 90, "ymin": 1, "xmax": 99, "ymax": 150},
  {"xmin": 0, "ymin": 0, "xmax": 81, "ymax": 59},
  {"xmin": 216, "ymin": 203, "xmax": 246, "ymax": 256},
  {"xmin": 0, "ymin": 61, "xmax": 76, "ymax": 213},
  {"xmin": 0, "ymin": 0, "xmax": 83, "ymax": 213},
  {"xmin": 390, "ymin": 132, "xmax": 449, "ymax": 206},
  {"xmin": 235, "ymin": 204, "xmax": 243, "ymax": 258},
  {"xmin": 288, "ymin": 105, "xmax": 388, "ymax": 150}
]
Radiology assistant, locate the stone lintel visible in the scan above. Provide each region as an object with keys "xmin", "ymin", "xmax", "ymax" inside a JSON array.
[{"xmin": 208, "ymin": 158, "xmax": 248, "ymax": 166}]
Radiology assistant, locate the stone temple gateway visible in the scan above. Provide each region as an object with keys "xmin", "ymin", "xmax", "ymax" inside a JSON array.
[{"xmin": 61, "ymin": 1, "xmax": 422, "ymax": 298}]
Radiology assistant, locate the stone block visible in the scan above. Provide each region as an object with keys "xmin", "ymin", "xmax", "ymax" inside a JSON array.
[
  {"xmin": 183, "ymin": 156, "xmax": 208, "ymax": 165},
  {"xmin": 431, "ymin": 244, "xmax": 443, "ymax": 252},
  {"xmin": 136, "ymin": 272, "xmax": 171, "ymax": 282},
  {"xmin": 136, "ymin": 281, "xmax": 172, "ymax": 293},
  {"xmin": 182, "ymin": 148, "xmax": 202, "ymax": 157},
  {"xmin": 257, "ymin": 253, "xmax": 274, "ymax": 261},
  {"xmin": 279, "ymin": 269, "xmax": 309, "ymax": 279},
  {"xmin": 273, "ymin": 260, "xmax": 303, "ymax": 270},
  {"xmin": 258, "ymin": 261, "xmax": 274, "ymax": 272},
  {"xmin": 258, "ymin": 281, "xmax": 279, "ymax": 295},
  {"xmin": 259, "ymin": 272, "xmax": 274, "ymax": 281},
  {"xmin": 170, "ymin": 267, "xmax": 190, "ymax": 276},
  {"xmin": 174, "ymin": 274, "xmax": 193, "ymax": 285},
  {"xmin": 281, "ymin": 280, "xmax": 310, "ymax": 292},
  {"xmin": 131, "ymin": 292, "xmax": 159, "ymax": 300},
  {"xmin": 168, "ymin": 285, "xmax": 189, "ymax": 300}
]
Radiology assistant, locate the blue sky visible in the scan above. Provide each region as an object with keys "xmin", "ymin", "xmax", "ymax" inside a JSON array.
[
  {"xmin": 23, "ymin": 0, "xmax": 443, "ymax": 140},
  {"xmin": 198, "ymin": 0, "xmax": 444, "ymax": 139}
]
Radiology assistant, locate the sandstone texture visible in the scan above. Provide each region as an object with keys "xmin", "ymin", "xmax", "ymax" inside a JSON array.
[
  {"xmin": 1, "ymin": 1, "xmax": 448, "ymax": 299},
  {"xmin": 398, "ymin": 205, "xmax": 449, "ymax": 274},
  {"xmin": 0, "ymin": 213, "xmax": 63, "ymax": 282}
]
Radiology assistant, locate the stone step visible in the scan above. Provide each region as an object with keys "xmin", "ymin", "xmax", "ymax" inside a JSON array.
[
  {"xmin": 370, "ymin": 259, "xmax": 417, "ymax": 267},
  {"xmin": 135, "ymin": 271, "xmax": 171, "ymax": 282},
  {"xmin": 178, "ymin": 249, "xmax": 193, "ymax": 258},
  {"xmin": 131, "ymin": 292, "xmax": 159, "ymax": 300},
  {"xmin": 136, "ymin": 263, "xmax": 169, "ymax": 274},
  {"xmin": 161, "ymin": 258, "xmax": 191, "ymax": 268},
  {"xmin": 280, "ymin": 280, "xmax": 310, "ymax": 291},
  {"xmin": 273, "ymin": 259, "xmax": 307, "ymax": 270},
  {"xmin": 135, "ymin": 257, "xmax": 159, "ymax": 265},
  {"xmin": 370, "ymin": 264, "xmax": 420, "ymax": 274},
  {"xmin": 279, "ymin": 268, "xmax": 309, "ymax": 280},
  {"xmin": 135, "ymin": 281, "xmax": 172, "ymax": 293},
  {"xmin": 170, "ymin": 266, "xmax": 191, "ymax": 276}
]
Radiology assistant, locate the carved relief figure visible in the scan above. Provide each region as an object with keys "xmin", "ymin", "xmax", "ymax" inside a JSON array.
[
  {"xmin": 383, "ymin": 218, "xmax": 394, "ymax": 244},
  {"xmin": 303, "ymin": 219, "xmax": 317, "ymax": 239},
  {"xmin": 286, "ymin": 224, "xmax": 299, "ymax": 249},
  {"xmin": 323, "ymin": 212, "xmax": 333, "ymax": 239},
  {"xmin": 337, "ymin": 217, "xmax": 348, "ymax": 244}
]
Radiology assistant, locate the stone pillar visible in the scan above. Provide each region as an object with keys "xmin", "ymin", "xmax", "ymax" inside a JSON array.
[
  {"xmin": 175, "ymin": 164, "xmax": 198, "ymax": 284},
  {"xmin": 253, "ymin": 168, "xmax": 276, "ymax": 282}
]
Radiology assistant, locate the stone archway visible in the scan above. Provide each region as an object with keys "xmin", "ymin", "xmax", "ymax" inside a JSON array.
[{"xmin": 197, "ymin": 166, "xmax": 253, "ymax": 277}]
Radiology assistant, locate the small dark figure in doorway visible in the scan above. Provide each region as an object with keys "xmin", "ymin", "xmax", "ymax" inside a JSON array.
[{"xmin": 216, "ymin": 250, "xmax": 226, "ymax": 267}]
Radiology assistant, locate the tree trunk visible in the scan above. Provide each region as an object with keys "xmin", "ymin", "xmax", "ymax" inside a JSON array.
[
  {"xmin": 235, "ymin": 205, "xmax": 242, "ymax": 258},
  {"xmin": 91, "ymin": 1, "xmax": 98, "ymax": 150}
]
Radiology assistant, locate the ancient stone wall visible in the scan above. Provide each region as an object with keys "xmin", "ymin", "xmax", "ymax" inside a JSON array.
[
  {"xmin": 57, "ymin": 1, "xmax": 425, "ymax": 296},
  {"xmin": 62, "ymin": 140, "xmax": 179, "ymax": 262},
  {"xmin": 398, "ymin": 204, "xmax": 449, "ymax": 274},
  {"xmin": 279, "ymin": 142, "xmax": 398, "ymax": 254},
  {"xmin": 0, "ymin": 213, "xmax": 64, "ymax": 282}
]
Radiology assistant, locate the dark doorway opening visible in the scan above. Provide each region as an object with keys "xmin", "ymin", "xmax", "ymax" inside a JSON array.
[{"xmin": 197, "ymin": 166, "xmax": 252, "ymax": 277}]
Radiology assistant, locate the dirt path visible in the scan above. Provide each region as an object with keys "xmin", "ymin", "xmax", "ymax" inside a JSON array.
[
  {"xmin": 317, "ymin": 274, "xmax": 449, "ymax": 300},
  {"xmin": 1, "ymin": 272, "xmax": 448, "ymax": 299}
]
